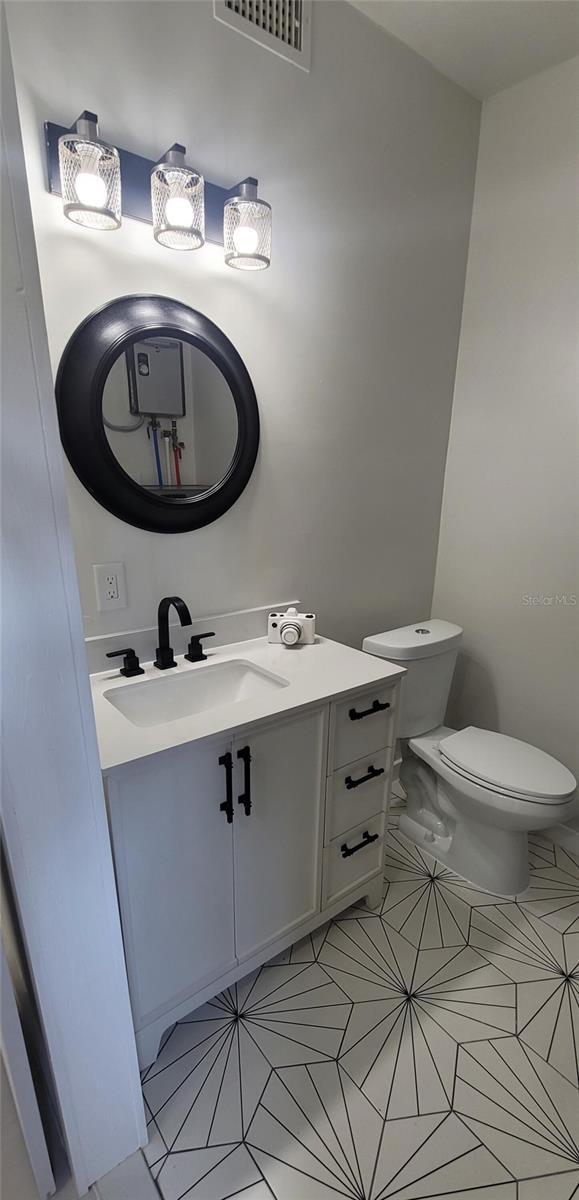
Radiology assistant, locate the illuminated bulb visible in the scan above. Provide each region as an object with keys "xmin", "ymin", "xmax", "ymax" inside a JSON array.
[
  {"xmin": 165, "ymin": 195, "xmax": 194, "ymax": 228},
  {"xmin": 224, "ymin": 183, "xmax": 271, "ymax": 269},
  {"xmin": 58, "ymin": 114, "xmax": 121, "ymax": 229},
  {"xmin": 233, "ymin": 224, "xmax": 259, "ymax": 255},
  {"xmin": 74, "ymin": 170, "xmax": 108, "ymax": 209},
  {"xmin": 151, "ymin": 147, "xmax": 204, "ymax": 249}
]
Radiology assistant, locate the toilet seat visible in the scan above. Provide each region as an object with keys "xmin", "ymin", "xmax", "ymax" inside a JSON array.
[{"xmin": 438, "ymin": 726, "xmax": 576, "ymax": 803}]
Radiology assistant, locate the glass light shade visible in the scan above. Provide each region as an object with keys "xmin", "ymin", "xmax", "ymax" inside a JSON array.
[
  {"xmin": 58, "ymin": 114, "xmax": 121, "ymax": 230},
  {"xmin": 151, "ymin": 146, "xmax": 204, "ymax": 250},
  {"xmin": 224, "ymin": 186, "xmax": 271, "ymax": 271}
]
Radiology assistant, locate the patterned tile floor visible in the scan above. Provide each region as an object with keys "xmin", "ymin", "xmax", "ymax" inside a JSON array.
[{"xmin": 141, "ymin": 784, "xmax": 579, "ymax": 1200}]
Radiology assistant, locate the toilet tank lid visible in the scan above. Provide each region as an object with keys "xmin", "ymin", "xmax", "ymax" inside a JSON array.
[{"xmin": 362, "ymin": 619, "xmax": 463, "ymax": 661}]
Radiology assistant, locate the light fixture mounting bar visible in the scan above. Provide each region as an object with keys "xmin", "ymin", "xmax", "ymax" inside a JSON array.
[{"xmin": 44, "ymin": 121, "xmax": 258, "ymax": 246}]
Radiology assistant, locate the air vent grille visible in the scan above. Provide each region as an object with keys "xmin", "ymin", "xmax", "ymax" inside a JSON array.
[
  {"xmin": 214, "ymin": 0, "xmax": 311, "ymax": 71},
  {"xmin": 225, "ymin": 0, "xmax": 303, "ymax": 51}
]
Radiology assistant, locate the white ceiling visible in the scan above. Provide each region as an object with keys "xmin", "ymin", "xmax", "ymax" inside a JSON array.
[{"xmin": 348, "ymin": 1, "xmax": 579, "ymax": 99}]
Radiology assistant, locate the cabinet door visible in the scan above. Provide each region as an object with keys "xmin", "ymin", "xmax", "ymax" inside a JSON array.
[
  {"xmin": 233, "ymin": 708, "xmax": 327, "ymax": 961},
  {"xmin": 106, "ymin": 738, "xmax": 235, "ymax": 1030}
]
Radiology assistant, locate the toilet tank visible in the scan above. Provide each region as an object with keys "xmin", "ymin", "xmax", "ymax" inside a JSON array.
[{"xmin": 362, "ymin": 619, "xmax": 463, "ymax": 737}]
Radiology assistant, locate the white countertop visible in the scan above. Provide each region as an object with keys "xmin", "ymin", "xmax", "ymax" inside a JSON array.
[{"xmin": 90, "ymin": 635, "xmax": 404, "ymax": 773}]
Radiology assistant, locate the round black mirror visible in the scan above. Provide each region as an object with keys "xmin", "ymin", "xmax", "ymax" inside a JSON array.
[{"xmin": 55, "ymin": 296, "xmax": 260, "ymax": 533}]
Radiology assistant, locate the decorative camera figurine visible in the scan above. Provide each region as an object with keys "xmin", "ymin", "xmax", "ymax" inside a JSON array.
[{"xmin": 268, "ymin": 607, "xmax": 316, "ymax": 647}]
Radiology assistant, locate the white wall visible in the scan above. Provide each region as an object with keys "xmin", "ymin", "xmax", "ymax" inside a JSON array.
[
  {"xmin": 191, "ymin": 348, "xmax": 239, "ymax": 486},
  {"xmin": 1, "ymin": 13, "xmax": 145, "ymax": 1188},
  {"xmin": 6, "ymin": 0, "xmax": 479, "ymax": 648},
  {"xmin": 433, "ymin": 57, "xmax": 579, "ymax": 779}
]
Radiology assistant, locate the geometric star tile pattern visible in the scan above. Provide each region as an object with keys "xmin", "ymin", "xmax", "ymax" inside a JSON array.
[
  {"xmin": 527, "ymin": 832, "xmax": 557, "ymax": 870},
  {"xmin": 455, "ymin": 1036, "xmax": 579, "ymax": 1180},
  {"xmin": 143, "ymin": 784, "xmax": 579, "ymax": 1200},
  {"xmin": 142, "ymin": 962, "xmax": 351, "ymax": 1174},
  {"xmin": 248, "ymin": 1073, "xmax": 514, "ymax": 1199},
  {"xmin": 471, "ymin": 904, "xmax": 579, "ymax": 1086},
  {"xmin": 320, "ymin": 921, "xmax": 515, "ymax": 1118},
  {"xmin": 517, "ymin": 843, "xmax": 579, "ymax": 934}
]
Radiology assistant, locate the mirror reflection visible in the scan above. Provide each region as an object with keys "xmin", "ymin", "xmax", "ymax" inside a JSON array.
[{"xmin": 102, "ymin": 337, "xmax": 239, "ymax": 497}]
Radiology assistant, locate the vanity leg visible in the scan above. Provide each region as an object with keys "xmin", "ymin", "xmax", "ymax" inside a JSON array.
[{"xmin": 365, "ymin": 876, "xmax": 383, "ymax": 911}]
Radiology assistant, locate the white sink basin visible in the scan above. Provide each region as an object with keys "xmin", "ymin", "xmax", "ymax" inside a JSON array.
[{"xmin": 103, "ymin": 659, "xmax": 289, "ymax": 728}]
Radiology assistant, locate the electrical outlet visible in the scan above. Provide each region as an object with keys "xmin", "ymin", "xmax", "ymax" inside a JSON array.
[{"xmin": 93, "ymin": 562, "xmax": 127, "ymax": 612}]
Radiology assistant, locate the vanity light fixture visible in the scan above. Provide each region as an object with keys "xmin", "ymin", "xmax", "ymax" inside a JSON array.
[
  {"xmin": 58, "ymin": 111, "xmax": 121, "ymax": 230},
  {"xmin": 224, "ymin": 181, "xmax": 271, "ymax": 271},
  {"xmin": 47, "ymin": 116, "xmax": 271, "ymax": 267},
  {"xmin": 151, "ymin": 144, "xmax": 205, "ymax": 250}
]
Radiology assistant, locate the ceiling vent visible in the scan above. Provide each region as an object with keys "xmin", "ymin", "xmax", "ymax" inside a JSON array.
[{"xmin": 214, "ymin": 0, "xmax": 312, "ymax": 71}]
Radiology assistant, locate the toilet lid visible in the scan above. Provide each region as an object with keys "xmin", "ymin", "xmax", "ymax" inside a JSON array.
[{"xmin": 439, "ymin": 727, "xmax": 576, "ymax": 800}]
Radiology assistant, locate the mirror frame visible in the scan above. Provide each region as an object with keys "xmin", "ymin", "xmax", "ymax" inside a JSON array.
[{"xmin": 55, "ymin": 295, "xmax": 260, "ymax": 533}]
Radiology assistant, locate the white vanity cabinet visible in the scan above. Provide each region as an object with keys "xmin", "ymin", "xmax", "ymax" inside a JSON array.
[
  {"xmin": 103, "ymin": 675, "xmax": 400, "ymax": 1068},
  {"xmin": 106, "ymin": 737, "xmax": 237, "ymax": 1034},
  {"xmin": 105, "ymin": 706, "xmax": 328, "ymax": 1064},
  {"xmin": 232, "ymin": 708, "xmax": 327, "ymax": 960}
]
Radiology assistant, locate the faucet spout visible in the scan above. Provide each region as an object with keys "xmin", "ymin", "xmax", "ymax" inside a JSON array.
[{"xmin": 155, "ymin": 595, "xmax": 192, "ymax": 670}]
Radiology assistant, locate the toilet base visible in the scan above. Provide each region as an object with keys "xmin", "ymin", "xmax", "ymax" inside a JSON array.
[
  {"xmin": 399, "ymin": 736, "xmax": 577, "ymax": 896},
  {"xmin": 399, "ymin": 810, "xmax": 528, "ymax": 897}
]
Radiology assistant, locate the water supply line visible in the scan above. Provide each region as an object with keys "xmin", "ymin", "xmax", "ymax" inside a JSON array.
[
  {"xmin": 103, "ymin": 413, "xmax": 145, "ymax": 433},
  {"xmin": 148, "ymin": 418, "xmax": 163, "ymax": 487},
  {"xmin": 162, "ymin": 429, "xmax": 173, "ymax": 488},
  {"xmin": 171, "ymin": 420, "xmax": 183, "ymax": 487}
]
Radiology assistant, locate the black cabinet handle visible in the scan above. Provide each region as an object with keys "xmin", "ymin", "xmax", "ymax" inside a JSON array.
[
  {"xmin": 349, "ymin": 698, "xmax": 390, "ymax": 722},
  {"xmin": 345, "ymin": 765, "xmax": 385, "ymax": 790},
  {"xmin": 218, "ymin": 752, "xmax": 234, "ymax": 824},
  {"xmin": 237, "ymin": 746, "xmax": 252, "ymax": 816},
  {"xmin": 341, "ymin": 830, "xmax": 380, "ymax": 859}
]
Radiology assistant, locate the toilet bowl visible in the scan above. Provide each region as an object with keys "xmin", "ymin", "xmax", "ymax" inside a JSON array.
[
  {"xmin": 363, "ymin": 620, "xmax": 577, "ymax": 895},
  {"xmin": 400, "ymin": 724, "xmax": 575, "ymax": 895}
]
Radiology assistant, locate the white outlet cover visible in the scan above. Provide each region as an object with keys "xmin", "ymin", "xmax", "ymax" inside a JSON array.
[{"xmin": 93, "ymin": 562, "xmax": 127, "ymax": 612}]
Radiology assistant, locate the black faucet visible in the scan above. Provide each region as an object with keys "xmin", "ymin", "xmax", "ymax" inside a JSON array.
[{"xmin": 154, "ymin": 596, "xmax": 192, "ymax": 670}]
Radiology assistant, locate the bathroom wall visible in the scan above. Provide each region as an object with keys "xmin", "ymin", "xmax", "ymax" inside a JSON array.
[
  {"xmin": 432, "ymin": 57, "xmax": 579, "ymax": 779},
  {"xmin": 6, "ymin": 0, "xmax": 480, "ymax": 646}
]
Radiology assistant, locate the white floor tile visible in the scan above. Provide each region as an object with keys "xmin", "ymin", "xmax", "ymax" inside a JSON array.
[
  {"xmin": 518, "ymin": 844, "xmax": 579, "ymax": 934},
  {"xmin": 141, "ymin": 826, "xmax": 578, "ymax": 1200},
  {"xmin": 518, "ymin": 1171, "xmax": 579, "ymax": 1199},
  {"xmin": 470, "ymin": 903, "xmax": 579, "ymax": 1086},
  {"xmin": 455, "ymin": 1037, "xmax": 579, "ymax": 1180}
]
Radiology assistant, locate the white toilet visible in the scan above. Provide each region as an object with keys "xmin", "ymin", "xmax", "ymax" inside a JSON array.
[{"xmin": 363, "ymin": 619, "xmax": 577, "ymax": 896}]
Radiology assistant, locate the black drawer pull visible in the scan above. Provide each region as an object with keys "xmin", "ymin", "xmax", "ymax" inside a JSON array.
[
  {"xmin": 218, "ymin": 752, "xmax": 234, "ymax": 824},
  {"xmin": 349, "ymin": 698, "xmax": 390, "ymax": 722},
  {"xmin": 341, "ymin": 830, "xmax": 380, "ymax": 858},
  {"xmin": 345, "ymin": 765, "xmax": 385, "ymax": 790},
  {"xmin": 237, "ymin": 746, "xmax": 252, "ymax": 816}
]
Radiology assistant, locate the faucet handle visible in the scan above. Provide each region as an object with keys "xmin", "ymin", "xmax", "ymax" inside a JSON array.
[
  {"xmin": 106, "ymin": 648, "xmax": 145, "ymax": 678},
  {"xmin": 185, "ymin": 632, "xmax": 216, "ymax": 663}
]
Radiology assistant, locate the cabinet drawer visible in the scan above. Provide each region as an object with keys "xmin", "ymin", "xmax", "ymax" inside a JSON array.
[
  {"xmin": 325, "ymin": 749, "xmax": 388, "ymax": 843},
  {"xmin": 322, "ymin": 813, "xmax": 385, "ymax": 908},
  {"xmin": 330, "ymin": 686, "xmax": 394, "ymax": 770}
]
